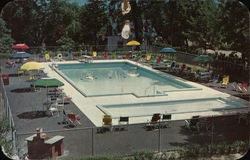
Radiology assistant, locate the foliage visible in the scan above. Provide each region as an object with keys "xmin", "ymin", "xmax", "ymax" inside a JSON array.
[
  {"xmin": 68, "ymin": 154, "xmax": 123, "ymax": 160},
  {"xmin": 0, "ymin": 119, "xmax": 12, "ymax": 157},
  {"xmin": 0, "ymin": 18, "xmax": 15, "ymax": 54},
  {"xmin": 56, "ymin": 35, "xmax": 75, "ymax": 51},
  {"xmin": 132, "ymin": 150, "xmax": 155, "ymax": 160},
  {"xmin": 79, "ymin": 1, "xmax": 108, "ymax": 45},
  {"xmin": 217, "ymin": 0, "xmax": 249, "ymax": 59}
]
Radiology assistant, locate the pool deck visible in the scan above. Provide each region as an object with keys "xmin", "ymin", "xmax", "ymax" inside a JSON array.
[{"xmin": 42, "ymin": 59, "xmax": 250, "ymax": 127}]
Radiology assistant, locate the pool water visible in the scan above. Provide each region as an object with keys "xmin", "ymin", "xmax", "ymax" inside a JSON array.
[{"xmin": 57, "ymin": 62, "xmax": 197, "ymax": 97}]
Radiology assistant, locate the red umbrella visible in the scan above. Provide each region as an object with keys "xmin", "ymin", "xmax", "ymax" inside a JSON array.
[{"xmin": 12, "ymin": 43, "xmax": 29, "ymax": 50}]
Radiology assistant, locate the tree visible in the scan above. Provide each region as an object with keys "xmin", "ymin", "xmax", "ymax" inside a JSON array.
[
  {"xmin": 218, "ymin": 0, "xmax": 249, "ymax": 59},
  {"xmin": 56, "ymin": 35, "xmax": 75, "ymax": 51},
  {"xmin": 0, "ymin": 18, "xmax": 15, "ymax": 54},
  {"xmin": 79, "ymin": 1, "xmax": 108, "ymax": 45},
  {"xmin": 180, "ymin": 1, "xmax": 219, "ymax": 52}
]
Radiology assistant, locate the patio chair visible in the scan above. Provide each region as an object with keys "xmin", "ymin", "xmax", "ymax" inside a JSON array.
[
  {"xmin": 156, "ymin": 56, "xmax": 162, "ymax": 64},
  {"xmin": 146, "ymin": 54, "xmax": 152, "ymax": 61},
  {"xmin": 49, "ymin": 98, "xmax": 64, "ymax": 110},
  {"xmin": 45, "ymin": 53, "xmax": 50, "ymax": 61},
  {"xmin": 66, "ymin": 113, "xmax": 81, "ymax": 126},
  {"xmin": 185, "ymin": 115, "xmax": 200, "ymax": 132},
  {"xmin": 199, "ymin": 117, "xmax": 213, "ymax": 131},
  {"xmin": 208, "ymin": 74, "xmax": 220, "ymax": 87},
  {"xmin": 237, "ymin": 82, "xmax": 249, "ymax": 93},
  {"xmin": 220, "ymin": 75, "xmax": 229, "ymax": 88},
  {"xmin": 116, "ymin": 116, "xmax": 129, "ymax": 131},
  {"xmin": 145, "ymin": 113, "xmax": 161, "ymax": 131},
  {"xmin": 48, "ymin": 105, "xmax": 59, "ymax": 116},
  {"xmin": 238, "ymin": 112, "xmax": 250, "ymax": 125},
  {"xmin": 160, "ymin": 114, "xmax": 171, "ymax": 128},
  {"xmin": 97, "ymin": 115, "xmax": 113, "ymax": 133},
  {"xmin": 92, "ymin": 51, "xmax": 97, "ymax": 57}
]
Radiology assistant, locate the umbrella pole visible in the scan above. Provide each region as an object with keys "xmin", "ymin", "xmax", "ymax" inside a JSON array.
[{"xmin": 46, "ymin": 86, "xmax": 49, "ymax": 105}]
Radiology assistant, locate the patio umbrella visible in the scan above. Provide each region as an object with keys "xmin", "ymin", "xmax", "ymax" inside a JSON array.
[
  {"xmin": 193, "ymin": 55, "xmax": 214, "ymax": 69},
  {"xmin": 12, "ymin": 43, "xmax": 29, "ymax": 50},
  {"xmin": 31, "ymin": 78, "xmax": 64, "ymax": 88},
  {"xmin": 193, "ymin": 55, "xmax": 214, "ymax": 63},
  {"xmin": 160, "ymin": 48, "xmax": 177, "ymax": 60},
  {"xmin": 31, "ymin": 78, "xmax": 64, "ymax": 103},
  {"xmin": 20, "ymin": 61, "xmax": 44, "ymax": 71},
  {"xmin": 160, "ymin": 48, "xmax": 177, "ymax": 53},
  {"xmin": 126, "ymin": 40, "xmax": 140, "ymax": 46},
  {"xmin": 20, "ymin": 61, "xmax": 44, "ymax": 80},
  {"xmin": 10, "ymin": 52, "xmax": 32, "ymax": 59}
]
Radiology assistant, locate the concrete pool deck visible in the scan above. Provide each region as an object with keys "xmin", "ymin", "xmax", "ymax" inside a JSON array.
[{"xmin": 41, "ymin": 59, "xmax": 249, "ymax": 127}]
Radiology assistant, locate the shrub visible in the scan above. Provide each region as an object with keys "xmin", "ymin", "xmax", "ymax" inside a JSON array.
[{"xmin": 69, "ymin": 154, "xmax": 123, "ymax": 160}]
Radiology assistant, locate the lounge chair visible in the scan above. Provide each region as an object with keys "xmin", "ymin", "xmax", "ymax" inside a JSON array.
[
  {"xmin": 115, "ymin": 116, "xmax": 129, "ymax": 131},
  {"xmin": 160, "ymin": 114, "xmax": 171, "ymax": 128},
  {"xmin": 199, "ymin": 117, "xmax": 213, "ymax": 131},
  {"xmin": 209, "ymin": 74, "xmax": 219, "ymax": 83},
  {"xmin": 220, "ymin": 75, "xmax": 229, "ymax": 88},
  {"xmin": 208, "ymin": 75, "xmax": 220, "ymax": 87},
  {"xmin": 146, "ymin": 54, "xmax": 152, "ymax": 61},
  {"xmin": 66, "ymin": 113, "xmax": 81, "ymax": 126},
  {"xmin": 185, "ymin": 116, "xmax": 200, "ymax": 131},
  {"xmin": 97, "ymin": 115, "xmax": 113, "ymax": 133},
  {"xmin": 238, "ymin": 112, "xmax": 250, "ymax": 125},
  {"xmin": 44, "ymin": 53, "xmax": 50, "ymax": 61},
  {"xmin": 48, "ymin": 106, "xmax": 59, "ymax": 116},
  {"xmin": 92, "ymin": 51, "xmax": 97, "ymax": 57},
  {"xmin": 145, "ymin": 113, "xmax": 161, "ymax": 131},
  {"xmin": 237, "ymin": 82, "xmax": 249, "ymax": 93}
]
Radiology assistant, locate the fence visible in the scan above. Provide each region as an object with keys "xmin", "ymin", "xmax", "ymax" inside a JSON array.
[
  {"xmin": 14, "ymin": 113, "xmax": 250, "ymax": 159},
  {"xmin": 0, "ymin": 76, "xmax": 17, "ymax": 156}
]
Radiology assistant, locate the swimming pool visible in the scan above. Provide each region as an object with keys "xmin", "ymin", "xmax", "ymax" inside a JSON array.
[{"xmin": 56, "ymin": 62, "xmax": 199, "ymax": 97}]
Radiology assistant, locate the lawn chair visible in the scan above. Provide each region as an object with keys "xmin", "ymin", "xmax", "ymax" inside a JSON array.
[
  {"xmin": 208, "ymin": 74, "xmax": 220, "ymax": 87},
  {"xmin": 45, "ymin": 53, "xmax": 50, "ymax": 61},
  {"xmin": 199, "ymin": 117, "xmax": 213, "ymax": 131},
  {"xmin": 238, "ymin": 112, "xmax": 250, "ymax": 125},
  {"xmin": 160, "ymin": 114, "xmax": 171, "ymax": 128},
  {"xmin": 237, "ymin": 82, "xmax": 249, "ymax": 93},
  {"xmin": 145, "ymin": 113, "xmax": 161, "ymax": 131},
  {"xmin": 92, "ymin": 51, "xmax": 97, "ymax": 57},
  {"xmin": 185, "ymin": 115, "xmax": 200, "ymax": 132},
  {"xmin": 220, "ymin": 75, "xmax": 229, "ymax": 88},
  {"xmin": 116, "ymin": 116, "xmax": 129, "ymax": 131},
  {"xmin": 48, "ymin": 105, "xmax": 59, "ymax": 116},
  {"xmin": 97, "ymin": 115, "xmax": 113, "ymax": 133},
  {"xmin": 66, "ymin": 113, "xmax": 81, "ymax": 126},
  {"xmin": 146, "ymin": 54, "xmax": 152, "ymax": 62},
  {"xmin": 49, "ymin": 98, "xmax": 64, "ymax": 111}
]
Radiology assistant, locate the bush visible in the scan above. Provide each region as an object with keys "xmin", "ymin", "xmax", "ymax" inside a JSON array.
[
  {"xmin": 69, "ymin": 154, "xmax": 123, "ymax": 160},
  {"xmin": 0, "ymin": 119, "xmax": 12, "ymax": 157},
  {"xmin": 132, "ymin": 150, "xmax": 155, "ymax": 160}
]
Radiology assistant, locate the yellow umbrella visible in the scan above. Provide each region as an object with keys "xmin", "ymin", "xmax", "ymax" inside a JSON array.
[
  {"xmin": 126, "ymin": 40, "xmax": 140, "ymax": 46},
  {"xmin": 20, "ymin": 61, "xmax": 44, "ymax": 71}
]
